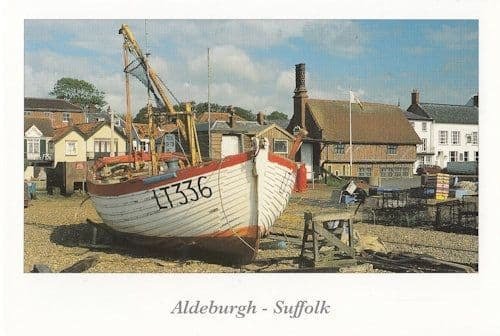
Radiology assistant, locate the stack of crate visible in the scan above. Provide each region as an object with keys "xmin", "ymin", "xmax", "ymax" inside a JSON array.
[{"xmin": 425, "ymin": 173, "xmax": 450, "ymax": 200}]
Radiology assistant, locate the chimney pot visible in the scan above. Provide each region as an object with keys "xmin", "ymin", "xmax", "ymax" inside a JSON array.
[
  {"xmin": 228, "ymin": 106, "xmax": 236, "ymax": 128},
  {"xmin": 411, "ymin": 89, "xmax": 420, "ymax": 105},
  {"xmin": 257, "ymin": 112, "xmax": 265, "ymax": 125},
  {"xmin": 295, "ymin": 63, "xmax": 307, "ymax": 94}
]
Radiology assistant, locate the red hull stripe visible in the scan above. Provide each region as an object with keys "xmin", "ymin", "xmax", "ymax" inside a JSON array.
[
  {"xmin": 268, "ymin": 153, "xmax": 298, "ymax": 172},
  {"xmin": 88, "ymin": 151, "xmax": 297, "ymax": 197}
]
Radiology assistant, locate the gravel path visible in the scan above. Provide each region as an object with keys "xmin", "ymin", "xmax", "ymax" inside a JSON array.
[{"xmin": 24, "ymin": 185, "xmax": 478, "ymax": 272}]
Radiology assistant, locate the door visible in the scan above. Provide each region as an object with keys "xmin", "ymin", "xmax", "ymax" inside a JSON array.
[
  {"xmin": 300, "ymin": 142, "xmax": 313, "ymax": 181},
  {"xmin": 221, "ymin": 135, "xmax": 241, "ymax": 158}
]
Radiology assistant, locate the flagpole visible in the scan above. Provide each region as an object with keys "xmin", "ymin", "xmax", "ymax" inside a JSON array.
[{"xmin": 349, "ymin": 88, "xmax": 353, "ymax": 176}]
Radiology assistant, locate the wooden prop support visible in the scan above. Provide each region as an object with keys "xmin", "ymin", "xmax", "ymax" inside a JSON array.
[{"xmin": 300, "ymin": 210, "xmax": 356, "ymax": 268}]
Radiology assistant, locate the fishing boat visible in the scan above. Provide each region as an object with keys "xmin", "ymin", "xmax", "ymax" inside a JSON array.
[{"xmin": 86, "ymin": 24, "xmax": 303, "ymax": 264}]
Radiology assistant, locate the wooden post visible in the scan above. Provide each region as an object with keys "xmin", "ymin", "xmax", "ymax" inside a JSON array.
[
  {"xmin": 348, "ymin": 217, "xmax": 353, "ymax": 248},
  {"xmin": 312, "ymin": 220, "xmax": 319, "ymax": 262}
]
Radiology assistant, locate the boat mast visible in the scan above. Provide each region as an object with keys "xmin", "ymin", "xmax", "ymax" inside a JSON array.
[
  {"xmin": 207, "ymin": 47, "xmax": 212, "ymax": 159},
  {"xmin": 118, "ymin": 24, "xmax": 202, "ymax": 166},
  {"xmin": 145, "ymin": 20, "xmax": 158, "ymax": 175},
  {"xmin": 122, "ymin": 43, "xmax": 133, "ymax": 154}
]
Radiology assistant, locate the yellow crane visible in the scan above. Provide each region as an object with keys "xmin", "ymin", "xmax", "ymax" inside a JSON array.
[{"xmin": 119, "ymin": 24, "xmax": 202, "ymax": 168}]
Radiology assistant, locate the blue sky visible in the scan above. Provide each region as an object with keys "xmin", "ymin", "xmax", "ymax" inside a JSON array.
[{"xmin": 24, "ymin": 19, "xmax": 478, "ymax": 117}]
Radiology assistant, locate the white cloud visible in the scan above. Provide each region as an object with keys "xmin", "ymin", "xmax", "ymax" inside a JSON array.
[
  {"xmin": 188, "ymin": 45, "xmax": 271, "ymax": 83},
  {"xmin": 276, "ymin": 69, "xmax": 295, "ymax": 93},
  {"xmin": 150, "ymin": 20, "xmax": 308, "ymax": 50},
  {"xmin": 302, "ymin": 21, "xmax": 366, "ymax": 57}
]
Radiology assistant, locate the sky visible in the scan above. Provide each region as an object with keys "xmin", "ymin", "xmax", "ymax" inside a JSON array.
[{"xmin": 24, "ymin": 19, "xmax": 478, "ymax": 118}]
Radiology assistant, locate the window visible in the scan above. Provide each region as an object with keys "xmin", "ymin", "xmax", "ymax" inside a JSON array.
[
  {"xmin": 475, "ymin": 151, "xmax": 479, "ymax": 162},
  {"xmin": 410, "ymin": 122, "xmax": 415, "ymax": 128},
  {"xmin": 27, "ymin": 139, "xmax": 40, "ymax": 155},
  {"xmin": 449, "ymin": 151, "xmax": 457, "ymax": 162},
  {"xmin": 63, "ymin": 112, "xmax": 70, "ymax": 123},
  {"xmin": 439, "ymin": 131, "xmax": 448, "ymax": 145},
  {"xmin": 421, "ymin": 138, "xmax": 427, "ymax": 152},
  {"xmin": 358, "ymin": 166, "xmax": 372, "ymax": 177},
  {"xmin": 333, "ymin": 143, "xmax": 345, "ymax": 154},
  {"xmin": 273, "ymin": 139, "xmax": 288, "ymax": 154},
  {"xmin": 472, "ymin": 132, "xmax": 478, "ymax": 145},
  {"xmin": 381, "ymin": 167, "xmax": 393, "ymax": 177},
  {"xmin": 422, "ymin": 122, "xmax": 427, "ymax": 131},
  {"xmin": 65, "ymin": 141, "xmax": 77, "ymax": 156},
  {"xmin": 464, "ymin": 151, "xmax": 469, "ymax": 162},
  {"xmin": 387, "ymin": 145, "xmax": 397, "ymax": 155},
  {"xmin": 24, "ymin": 111, "xmax": 32, "ymax": 116},
  {"xmin": 451, "ymin": 131, "xmax": 460, "ymax": 145},
  {"xmin": 437, "ymin": 151, "xmax": 443, "ymax": 157},
  {"xmin": 459, "ymin": 152, "xmax": 464, "ymax": 161},
  {"xmin": 466, "ymin": 134, "xmax": 472, "ymax": 144},
  {"xmin": 94, "ymin": 139, "xmax": 110, "ymax": 153}
]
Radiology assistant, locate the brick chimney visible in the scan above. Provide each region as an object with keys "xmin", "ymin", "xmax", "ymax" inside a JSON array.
[
  {"xmin": 257, "ymin": 112, "xmax": 265, "ymax": 125},
  {"xmin": 228, "ymin": 106, "xmax": 236, "ymax": 128},
  {"xmin": 293, "ymin": 63, "xmax": 308, "ymax": 129},
  {"xmin": 473, "ymin": 94, "xmax": 479, "ymax": 107},
  {"xmin": 411, "ymin": 89, "xmax": 420, "ymax": 105}
]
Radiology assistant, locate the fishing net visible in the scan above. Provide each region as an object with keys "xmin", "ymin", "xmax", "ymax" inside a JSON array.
[{"xmin": 124, "ymin": 58, "xmax": 164, "ymax": 109}]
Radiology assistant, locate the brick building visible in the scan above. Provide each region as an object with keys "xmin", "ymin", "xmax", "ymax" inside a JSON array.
[
  {"xmin": 287, "ymin": 63, "xmax": 421, "ymax": 179},
  {"xmin": 24, "ymin": 97, "xmax": 85, "ymax": 128}
]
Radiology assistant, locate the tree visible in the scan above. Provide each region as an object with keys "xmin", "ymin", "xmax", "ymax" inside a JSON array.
[
  {"xmin": 49, "ymin": 77, "xmax": 106, "ymax": 110},
  {"xmin": 267, "ymin": 111, "xmax": 289, "ymax": 121}
]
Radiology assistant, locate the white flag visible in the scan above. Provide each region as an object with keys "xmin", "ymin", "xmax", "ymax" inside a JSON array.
[{"xmin": 349, "ymin": 90, "xmax": 363, "ymax": 109}]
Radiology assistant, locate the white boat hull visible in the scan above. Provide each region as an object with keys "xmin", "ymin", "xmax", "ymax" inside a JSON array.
[{"xmin": 87, "ymin": 142, "xmax": 297, "ymax": 263}]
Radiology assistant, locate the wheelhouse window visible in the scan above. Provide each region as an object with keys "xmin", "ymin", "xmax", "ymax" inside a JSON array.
[
  {"xmin": 439, "ymin": 131, "xmax": 448, "ymax": 145},
  {"xmin": 387, "ymin": 145, "xmax": 398, "ymax": 155},
  {"xmin": 273, "ymin": 139, "xmax": 288, "ymax": 154},
  {"xmin": 65, "ymin": 140, "xmax": 77, "ymax": 156},
  {"xmin": 333, "ymin": 143, "xmax": 345, "ymax": 154}
]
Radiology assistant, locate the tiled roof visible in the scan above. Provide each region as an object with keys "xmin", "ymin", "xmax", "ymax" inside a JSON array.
[
  {"xmin": 196, "ymin": 120, "xmax": 293, "ymax": 139},
  {"xmin": 24, "ymin": 117, "xmax": 54, "ymax": 137},
  {"xmin": 197, "ymin": 112, "xmax": 246, "ymax": 122},
  {"xmin": 52, "ymin": 121, "xmax": 126, "ymax": 143},
  {"xmin": 404, "ymin": 110, "xmax": 432, "ymax": 121},
  {"xmin": 24, "ymin": 97, "xmax": 83, "ymax": 112},
  {"xmin": 306, "ymin": 99, "xmax": 421, "ymax": 144},
  {"xmin": 197, "ymin": 120, "xmax": 268, "ymax": 134},
  {"xmin": 51, "ymin": 125, "xmax": 84, "ymax": 142},
  {"xmin": 418, "ymin": 103, "xmax": 478, "ymax": 124}
]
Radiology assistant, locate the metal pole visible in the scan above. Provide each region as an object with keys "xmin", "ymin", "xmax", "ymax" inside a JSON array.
[
  {"xmin": 207, "ymin": 47, "xmax": 212, "ymax": 159},
  {"xmin": 110, "ymin": 106, "xmax": 115, "ymax": 157}
]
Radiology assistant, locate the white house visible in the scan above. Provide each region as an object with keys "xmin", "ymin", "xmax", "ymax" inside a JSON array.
[
  {"xmin": 406, "ymin": 90, "xmax": 478, "ymax": 171},
  {"xmin": 24, "ymin": 117, "xmax": 54, "ymax": 161}
]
